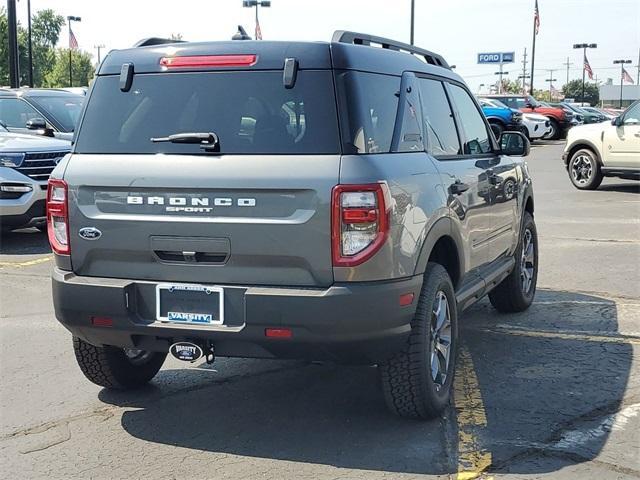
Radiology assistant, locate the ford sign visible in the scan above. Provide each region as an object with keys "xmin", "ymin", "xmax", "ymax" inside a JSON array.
[{"xmin": 477, "ymin": 52, "xmax": 515, "ymax": 64}]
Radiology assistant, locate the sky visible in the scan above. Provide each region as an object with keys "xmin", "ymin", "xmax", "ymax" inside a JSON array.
[{"xmin": 15, "ymin": 0, "xmax": 640, "ymax": 92}]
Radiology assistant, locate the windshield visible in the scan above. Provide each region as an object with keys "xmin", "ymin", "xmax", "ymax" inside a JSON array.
[
  {"xmin": 28, "ymin": 95, "xmax": 84, "ymax": 132},
  {"xmin": 485, "ymin": 98, "xmax": 510, "ymax": 109},
  {"xmin": 75, "ymin": 71, "xmax": 340, "ymax": 155}
]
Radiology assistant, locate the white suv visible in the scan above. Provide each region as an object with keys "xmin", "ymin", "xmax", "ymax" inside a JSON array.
[{"xmin": 563, "ymin": 100, "xmax": 640, "ymax": 189}]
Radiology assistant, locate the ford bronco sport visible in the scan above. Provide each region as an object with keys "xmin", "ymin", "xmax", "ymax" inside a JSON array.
[{"xmin": 50, "ymin": 32, "xmax": 537, "ymax": 419}]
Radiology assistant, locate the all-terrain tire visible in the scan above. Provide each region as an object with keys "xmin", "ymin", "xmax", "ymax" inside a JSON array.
[
  {"xmin": 568, "ymin": 148, "xmax": 603, "ymax": 190},
  {"xmin": 489, "ymin": 211, "xmax": 538, "ymax": 313},
  {"xmin": 543, "ymin": 118, "xmax": 560, "ymax": 140},
  {"xmin": 379, "ymin": 262, "xmax": 458, "ymax": 419},
  {"xmin": 73, "ymin": 337, "xmax": 167, "ymax": 389}
]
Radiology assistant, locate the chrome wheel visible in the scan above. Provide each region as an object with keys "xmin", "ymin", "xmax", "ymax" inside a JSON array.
[
  {"xmin": 520, "ymin": 228, "xmax": 535, "ymax": 294},
  {"xmin": 123, "ymin": 348, "xmax": 154, "ymax": 365},
  {"xmin": 429, "ymin": 291, "xmax": 452, "ymax": 391},
  {"xmin": 571, "ymin": 154, "xmax": 593, "ymax": 185}
]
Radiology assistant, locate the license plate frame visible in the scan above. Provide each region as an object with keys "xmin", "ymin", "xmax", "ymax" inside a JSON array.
[{"xmin": 155, "ymin": 283, "xmax": 224, "ymax": 325}]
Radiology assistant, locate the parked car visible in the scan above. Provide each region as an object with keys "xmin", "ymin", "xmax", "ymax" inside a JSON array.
[
  {"xmin": 0, "ymin": 89, "xmax": 84, "ymax": 141},
  {"xmin": 484, "ymin": 94, "xmax": 573, "ymax": 140},
  {"xmin": 563, "ymin": 100, "xmax": 640, "ymax": 189},
  {"xmin": 477, "ymin": 97, "xmax": 523, "ymax": 138},
  {"xmin": 49, "ymin": 32, "xmax": 536, "ymax": 419},
  {"xmin": 0, "ymin": 122, "xmax": 70, "ymax": 232},
  {"xmin": 581, "ymin": 106, "xmax": 615, "ymax": 121},
  {"xmin": 521, "ymin": 113, "xmax": 552, "ymax": 140},
  {"xmin": 553, "ymin": 102, "xmax": 604, "ymax": 124}
]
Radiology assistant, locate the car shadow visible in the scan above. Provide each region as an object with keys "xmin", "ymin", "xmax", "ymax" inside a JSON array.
[
  {"xmin": 98, "ymin": 289, "xmax": 632, "ymax": 476},
  {"xmin": 0, "ymin": 228, "xmax": 51, "ymax": 255},
  {"xmin": 597, "ymin": 182, "xmax": 639, "ymax": 193}
]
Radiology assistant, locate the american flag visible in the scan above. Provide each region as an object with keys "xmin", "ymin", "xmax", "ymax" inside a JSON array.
[
  {"xmin": 69, "ymin": 28, "xmax": 79, "ymax": 49},
  {"xmin": 622, "ymin": 67, "xmax": 635, "ymax": 84},
  {"xmin": 584, "ymin": 54, "xmax": 593, "ymax": 80},
  {"xmin": 534, "ymin": 0, "xmax": 540, "ymax": 35},
  {"xmin": 255, "ymin": 18, "xmax": 262, "ymax": 40}
]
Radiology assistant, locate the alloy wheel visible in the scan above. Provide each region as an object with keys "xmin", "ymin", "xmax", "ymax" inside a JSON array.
[
  {"xmin": 429, "ymin": 291, "xmax": 452, "ymax": 391},
  {"xmin": 571, "ymin": 154, "xmax": 593, "ymax": 185},
  {"xmin": 520, "ymin": 228, "xmax": 535, "ymax": 294}
]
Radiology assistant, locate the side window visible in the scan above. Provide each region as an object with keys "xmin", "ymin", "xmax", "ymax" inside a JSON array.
[
  {"xmin": 0, "ymin": 98, "xmax": 41, "ymax": 128},
  {"xmin": 622, "ymin": 102, "xmax": 640, "ymax": 124},
  {"xmin": 335, "ymin": 71, "xmax": 399, "ymax": 154},
  {"xmin": 448, "ymin": 84, "xmax": 493, "ymax": 155},
  {"xmin": 392, "ymin": 74, "xmax": 424, "ymax": 152},
  {"xmin": 418, "ymin": 78, "xmax": 461, "ymax": 156}
]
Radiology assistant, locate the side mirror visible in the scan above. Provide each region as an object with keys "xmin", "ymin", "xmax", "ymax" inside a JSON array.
[
  {"xmin": 612, "ymin": 116, "xmax": 624, "ymax": 126},
  {"xmin": 500, "ymin": 131, "xmax": 530, "ymax": 157},
  {"xmin": 525, "ymin": 103, "xmax": 534, "ymax": 109},
  {"xmin": 26, "ymin": 117, "xmax": 47, "ymax": 130}
]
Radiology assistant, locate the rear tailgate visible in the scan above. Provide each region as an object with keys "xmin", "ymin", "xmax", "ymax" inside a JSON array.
[{"xmin": 65, "ymin": 154, "xmax": 338, "ymax": 287}]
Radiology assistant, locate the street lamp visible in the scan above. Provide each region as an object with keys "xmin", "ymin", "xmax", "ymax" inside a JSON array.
[
  {"xmin": 410, "ymin": 0, "xmax": 415, "ymax": 45},
  {"xmin": 613, "ymin": 59, "xmax": 632, "ymax": 108},
  {"xmin": 573, "ymin": 43, "xmax": 597, "ymax": 104},
  {"xmin": 495, "ymin": 71, "xmax": 509, "ymax": 94},
  {"xmin": 94, "ymin": 44, "xmax": 105, "ymax": 65},
  {"xmin": 67, "ymin": 16, "xmax": 81, "ymax": 87},
  {"xmin": 477, "ymin": 83, "xmax": 485, "ymax": 94},
  {"xmin": 242, "ymin": 0, "xmax": 270, "ymax": 40}
]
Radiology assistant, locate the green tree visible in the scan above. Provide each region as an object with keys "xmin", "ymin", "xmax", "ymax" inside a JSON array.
[
  {"xmin": 562, "ymin": 79, "xmax": 599, "ymax": 105},
  {"xmin": 499, "ymin": 78, "xmax": 525, "ymax": 94},
  {"xmin": 44, "ymin": 48, "xmax": 95, "ymax": 87}
]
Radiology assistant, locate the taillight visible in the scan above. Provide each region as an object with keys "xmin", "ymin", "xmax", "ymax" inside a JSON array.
[
  {"xmin": 332, "ymin": 183, "xmax": 390, "ymax": 267},
  {"xmin": 159, "ymin": 54, "xmax": 257, "ymax": 68},
  {"xmin": 47, "ymin": 179, "xmax": 70, "ymax": 255}
]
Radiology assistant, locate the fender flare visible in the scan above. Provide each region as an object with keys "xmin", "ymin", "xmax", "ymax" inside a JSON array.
[
  {"xmin": 413, "ymin": 216, "xmax": 466, "ymax": 284},
  {"xmin": 485, "ymin": 116, "xmax": 507, "ymax": 126},
  {"xmin": 564, "ymin": 139, "xmax": 603, "ymax": 167}
]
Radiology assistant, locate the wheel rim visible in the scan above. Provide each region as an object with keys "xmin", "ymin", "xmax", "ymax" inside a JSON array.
[
  {"xmin": 520, "ymin": 228, "xmax": 535, "ymax": 294},
  {"xmin": 571, "ymin": 155, "xmax": 593, "ymax": 185},
  {"xmin": 503, "ymin": 180, "xmax": 515, "ymax": 200},
  {"xmin": 543, "ymin": 123, "xmax": 556, "ymax": 139},
  {"xmin": 123, "ymin": 348, "xmax": 154, "ymax": 365},
  {"xmin": 429, "ymin": 291, "xmax": 452, "ymax": 391}
]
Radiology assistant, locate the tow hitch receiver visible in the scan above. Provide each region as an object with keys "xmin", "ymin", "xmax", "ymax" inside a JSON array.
[{"xmin": 170, "ymin": 342, "xmax": 204, "ymax": 362}]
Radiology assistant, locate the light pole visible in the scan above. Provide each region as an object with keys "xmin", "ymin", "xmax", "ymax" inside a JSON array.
[
  {"xmin": 545, "ymin": 69, "xmax": 557, "ymax": 101},
  {"xmin": 7, "ymin": 0, "xmax": 19, "ymax": 88},
  {"xmin": 242, "ymin": 0, "xmax": 270, "ymax": 40},
  {"xmin": 27, "ymin": 0, "xmax": 33, "ymax": 87},
  {"xmin": 613, "ymin": 59, "xmax": 632, "ymax": 108},
  {"xmin": 477, "ymin": 83, "xmax": 485, "ymax": 94},
  {"xmin": 573, "ymin": 43, "xmax": 597, "ymax": 103},
  {"xmin": 410, "ymin": 0, "xmax": 415, "ymax": 45},
  {"xmin": 67, "ymin": 16, "xmax": 81, "ymax": 87},
  {"xmin": 495, "ymin": 70, "xmax": 509, "ymax": 94},
  {"xmin": 94, "ymin": 44, "xmax": 105, "ymax": 65}
]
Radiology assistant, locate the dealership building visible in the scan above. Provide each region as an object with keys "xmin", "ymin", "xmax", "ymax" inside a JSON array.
[{"xmin": 599, "ymin": 84, "xmax": 640, "ymax": 108}]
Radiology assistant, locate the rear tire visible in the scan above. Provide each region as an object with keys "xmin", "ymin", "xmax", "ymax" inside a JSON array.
[
  {"xmin": 489, "ymin": 122, "xmax": 504, "ymax": 141},
  {"xmin": 489, "ymin": 211, "xmax": 538, "ymax": 313},
  {"xmin": 379, "ymin": 263, "xmax": 458, "ymax": 419},
  {"xmin": 73, "ymin": 337, "xmax": 166, "ymax": 389},
  {"xmin": 543, "ymin": 119, "xmax": 559, "ymax": 140},
  {"xmin": 568, "ymin": 148, "xmax": 603, "ymax": 190}
]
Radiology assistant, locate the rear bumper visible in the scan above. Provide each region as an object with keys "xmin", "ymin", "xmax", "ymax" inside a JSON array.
[{"xmin": 52, "ymin": 269, "xmax": 422, "ymax": 363}]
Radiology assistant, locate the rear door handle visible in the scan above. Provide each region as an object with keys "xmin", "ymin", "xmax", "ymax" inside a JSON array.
[{"xmin": 450, "ymin": 181, "xmax": 470, "ymax": 195}]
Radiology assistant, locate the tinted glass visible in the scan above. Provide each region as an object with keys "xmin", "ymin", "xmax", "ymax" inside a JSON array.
[
  {"xmin": 418, "ymin": 78, "xmax": 461, "ymax": 156},
  {"xmin": 0, "ymin": 98, "xmax": 41, "ymax": 128},
  {"xmin": 75, "ymin": 71, "xmax": 340, "ymax": 155},
  {"xmin": 449, "ymin": 84, "xmax": 492, "ymax": 154},
  {"xmin": 623, "ymin": 102, "xmax": 640, "ymax": 124},
  {"xmin": 394, "ymin": 76, "xmax": 424, "ymax": 152},
  {"xmin": 335, "ymin": 71, "xmax": 399, "ymax": 154},
  {"xmin": 28, "ymin": 95, "xmax": 84, "ymax": 132}
]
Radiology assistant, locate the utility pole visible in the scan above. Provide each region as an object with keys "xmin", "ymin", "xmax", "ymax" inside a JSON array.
[
  {"xmin": 562, "ymin": 56, "xmax": 572, "ymax": 86},
  {"xmin": 410, "ymin": 0, "xmax": 415, "ymax": 45},
  {"xmin": 573, "ymin": 43, "xmax": 597, "ymax": 103},
  {"xmin": 7, "ymin": 0, "xmax": 20, "ymax": 88},
  {"xmin": 27, "ymin": 0, "xmax": 33, "ymax": 87},
  {"xmin": 520, "ymin": 47, "xmax": 529, "ymax": 93},
  {"xmin": 545, "ymin": 69, "xmax": 557, "ymax": 101},
  {"xmin": 636, "ymin": 48, "xmax": 640, "ymax": 86},
  {"xmin": 613, "ymin": 59, "xmax": 632, "ymax": 108}
]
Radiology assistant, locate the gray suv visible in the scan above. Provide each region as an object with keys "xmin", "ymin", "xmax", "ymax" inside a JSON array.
[{"xmin": 50, "ymin": 32, "xmax": 537, "ymax": 419}]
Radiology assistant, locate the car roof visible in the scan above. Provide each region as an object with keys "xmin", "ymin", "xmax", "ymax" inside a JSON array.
[
  {"xmin": 98, "ymin": 31, "xmax": 462, "ymax": 82},
  {"xmin": 0, "ymin": 88, "xmax": 83, "ymax": 98}
]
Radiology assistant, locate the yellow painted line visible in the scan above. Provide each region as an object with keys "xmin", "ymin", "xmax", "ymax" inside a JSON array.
[
  {"xmin": 475, "ymin": 326, "xmax": 640, "ymax": 345},
  {"xmin": 454, "ymin": 345, "xmax": 492, "ymax": 480},
  {"xmin": 0, "ymin": 256, "xmax": 52, "ymax": 268}
]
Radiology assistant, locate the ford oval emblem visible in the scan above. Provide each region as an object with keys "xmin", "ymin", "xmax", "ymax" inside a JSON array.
[
  {"xmin": 78, "ymin": 227, "xmax": 102, "ymax": 240},
  {"xmin": 170, "ymin": 342, "xmax": 204, "ymax": 363}
]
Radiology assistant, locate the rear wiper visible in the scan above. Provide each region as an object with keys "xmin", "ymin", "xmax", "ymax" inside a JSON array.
[{"xmin": 150, "ymin": 132, "xmax": 220, "ymax": 152}]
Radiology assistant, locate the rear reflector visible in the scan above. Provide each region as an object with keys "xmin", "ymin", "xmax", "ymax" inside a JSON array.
[
  {"xmin": 399, "ymin": 293, "xmax": 415, "ymax": 306},
  {"xmin": 91, "ymin": 316, "xmax": 113, "ymax": 327},
  {"xmin": 160, "ymin": 54, "xmax": 257, "ymax": 68},
  {"xmin": 265, "ymin": 328, "xmax": 292, "ymax": 339}
]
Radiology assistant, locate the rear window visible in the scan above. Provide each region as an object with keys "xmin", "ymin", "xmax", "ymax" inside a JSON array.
[
  {"xmin": 28, "ymin": 95, "xmax": 84, "ymax": 132},
  {"xmin": 74, "ymin": 71, "xmax": 340, "ymax": 155}
]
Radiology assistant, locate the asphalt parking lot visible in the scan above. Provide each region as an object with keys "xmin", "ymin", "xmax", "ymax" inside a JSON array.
[{"xmin": 0, "ymin": 141, "xmax": 639, "ymax": 479}]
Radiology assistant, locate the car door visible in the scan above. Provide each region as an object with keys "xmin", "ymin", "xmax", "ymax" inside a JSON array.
[
  {"xmin": 0, "ymin": 98, "xmax": 43, "ymax": 135},
  {"xmin": 603, "ymin": 101, "xmax": 640, "ymax": 169},
  {"xmin": 418, "ymin": 77, "xmax": 493, "ymax": 280},
  {"xmin": 447, "ymin": 83, "xmax": 519, "ymax": 267}
]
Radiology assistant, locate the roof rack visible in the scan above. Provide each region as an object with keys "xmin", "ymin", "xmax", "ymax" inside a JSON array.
[
  {"xmin": 332, "ymin": 30, "xmax": 450, "ymax": 69},
  {"xmin": 133, "ymin": 37, "xmax": 186, "ymax": 48}
]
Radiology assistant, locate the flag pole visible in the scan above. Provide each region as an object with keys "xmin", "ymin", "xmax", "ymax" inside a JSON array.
[{"xmin": 529, "ymin": 1, "xmax": 537, "ymax": 95}]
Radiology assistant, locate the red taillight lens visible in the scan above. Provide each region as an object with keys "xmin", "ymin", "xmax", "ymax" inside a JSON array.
[
  {"xmin": 331, "ymin": 183, "xmax": 390, "ymax": 267},
  {"xmin": 46, "ymin": 178, "xmax": 70, "ymax": 255},
  {"xmin": 160, "ymin": 54, "xmax": 257, "ymax": 68}
]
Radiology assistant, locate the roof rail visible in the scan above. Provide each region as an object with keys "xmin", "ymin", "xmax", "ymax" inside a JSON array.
[
  {"xmin": 133, "ymin": 37, "xmax": 186, "ymax": 48},
  {"xmin": 332, "ymin": 30, "xmax": 450, "ymax": 69}
]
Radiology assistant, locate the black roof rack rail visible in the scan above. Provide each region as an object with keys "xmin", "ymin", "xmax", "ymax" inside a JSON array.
[
  {"xmin": 133, "ymin": 37, "xmax": 186, "ymax": 48},
  {"xmin": 332, "ymin": 30, "xmax": 450, "ymax": 69}
]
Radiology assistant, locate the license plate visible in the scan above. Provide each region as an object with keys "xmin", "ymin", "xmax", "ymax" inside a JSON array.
[{"xmin": 156, "ymin": 283, "xmax": 224, "ymax": 325}]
